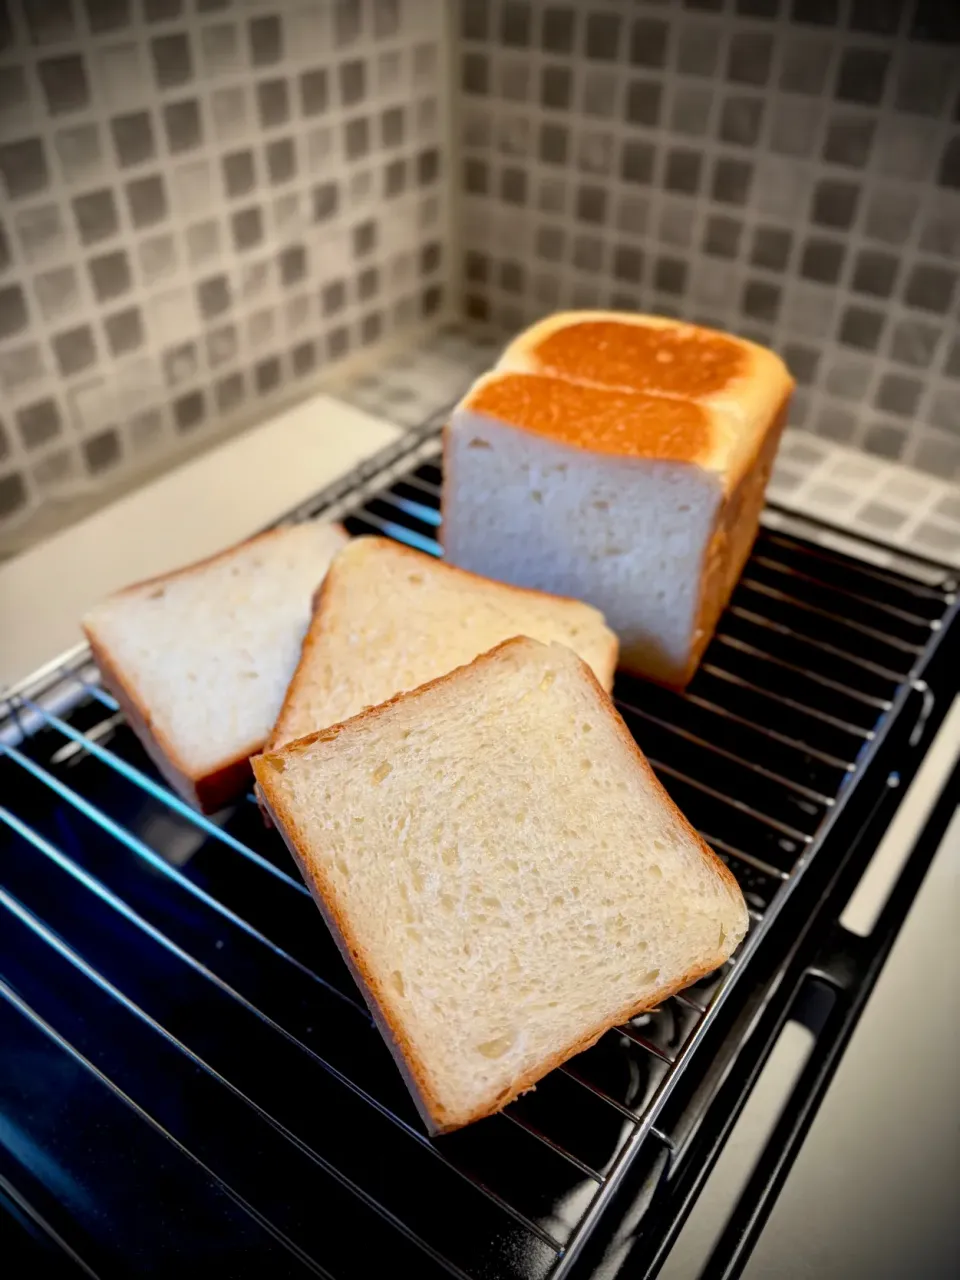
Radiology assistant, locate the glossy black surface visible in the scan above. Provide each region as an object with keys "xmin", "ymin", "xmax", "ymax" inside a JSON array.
[{"xmin": 1, "ymin": 443, "xmax": 954, "ymax": 1279}]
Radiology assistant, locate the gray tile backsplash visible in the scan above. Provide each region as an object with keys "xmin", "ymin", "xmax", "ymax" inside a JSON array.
[
  {"xmin": 2, "ymin": 0, "xmax": 959, "ymax": 548},
  {"xmin": 455, "ymin": 0, "xmax": 960, "ymax": 480},
  {"xmin": 0, "ymin": 0, "xmax": 451, "ymax": 542}
]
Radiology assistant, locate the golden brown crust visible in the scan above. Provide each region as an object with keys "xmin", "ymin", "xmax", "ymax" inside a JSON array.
[
  {"xmin": 445, "ymin": 377, "xmax": 792, "ymax": 691},
  {"xmin": 683, "ymin": 391, "xmax": 792, "ymax": 687},
  {"xmin": 444, "ymin": 354, "xmax": 793, "ymax": 690},
  {"xmin": 254, "ymin": 636, "xmax": 746, "ymax": 1133},
  {"xmin": 465, "ymin": 372, "xmax": 713, "ymax": 463},
  {"xmin": 510, "ymin": 315, "xmax": 751, "ymax": 400},
  {"xmin": 492, "ymin": 312, "xmax": 795, "ymax": 492}
]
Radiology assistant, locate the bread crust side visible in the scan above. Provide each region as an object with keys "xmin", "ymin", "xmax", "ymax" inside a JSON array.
[
  {"xmin": 493, "ymin": 312, "xmax": 794, "ymax": 494},
  {"xmin": 618, "ymin": 389, "xmax": 792, "ymax": 690},
  {"xmin": 254, "ymin": 636, "xmax": 747, "ymax": 1133},
  {"xmin": 682, "ymin": 390, "xmax": 793, "ymax": 687}
]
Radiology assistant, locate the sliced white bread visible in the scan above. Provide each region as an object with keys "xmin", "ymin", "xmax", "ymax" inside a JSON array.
[
  {"xmin": 443, "ymin": 312, "xmax": 794, "ymax": 687},
  {"xmin": 267, "ymin": 535, "xmax": 618, "ymax": 751},
  {"xmin": 83, "ymin": 521, "xmax": 348, "ymax": 812},
  {"xmin": 253, "ymin": 635, "xmax": 748, "ymax": 1134}
]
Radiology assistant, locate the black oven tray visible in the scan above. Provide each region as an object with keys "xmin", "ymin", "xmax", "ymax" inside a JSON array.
[{"xmin": 1, "ymin": 420, "xmax": 957, "ymax": 1279}]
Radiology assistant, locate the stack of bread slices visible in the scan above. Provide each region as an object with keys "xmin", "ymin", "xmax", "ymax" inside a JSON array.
[{"xmin": 82, "ymin": 311, "xmax": 790, "ymax": 1132}]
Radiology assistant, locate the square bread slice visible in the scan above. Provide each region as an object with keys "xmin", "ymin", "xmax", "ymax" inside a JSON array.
[
  {"xmin": 253, "ymin": 636, "xmax": 748, "ymax": 1133},
  {"xmin": 83, "ymin": 521, "xmax": 348, "ymax": 812},
  {"xmin": 266, "ymin": 535, "xmax": 618, "ymax": 751},
  {"xmin": 442, "ymin": 312, "xmax": 794, "ymax": 687}
]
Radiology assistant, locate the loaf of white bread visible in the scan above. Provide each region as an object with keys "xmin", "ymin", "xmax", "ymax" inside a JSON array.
[
  {"xmin": 253, "ymin": 636, "xmax": 748, "ymax": 1133},
  {"xmin": 83, "ymin": 522, "xmax": 347, "ymax": 812},
  {"xmin": 267, "ymin": 535, "xmax": 617, "ymax": 751},
  {"xmin": 442, "ymin": 311, "xmax": 794, "ymax": 687}
]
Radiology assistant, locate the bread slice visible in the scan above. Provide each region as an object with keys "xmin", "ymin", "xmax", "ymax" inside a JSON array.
[
  {"xmin": 442, "ymin": 312, "xmax": 794, "ymax": 687},
  {"xmin": 253, "ymin": 636, "xmax": 748, "ymax": 1134},
  {"xmin": 83, "ymin": 522, "xmax": 348, "ymax": 812},
  {"xmin": 266, "ymin": 535, "xmax": 618, "ymax": 751}
]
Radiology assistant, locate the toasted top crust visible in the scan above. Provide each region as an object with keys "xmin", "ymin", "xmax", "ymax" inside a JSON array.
[
  {"xmin": 499, "ymin": 312, "xmax": 750, "ymax": 398},
  {"xmin": 473, "ymin": 310, "xmax": 793, "ymax": 490},
  {"xmin": 496, "ymin": 311, "xmax": 788, "ymax": 400},
  {"xmin": 464, "ymin": 372, "xmax": 712, "ymax": 464}
]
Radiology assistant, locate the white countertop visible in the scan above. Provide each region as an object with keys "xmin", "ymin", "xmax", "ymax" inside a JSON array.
[
  {"xmin": 0, "ymin": 392, "xmax": 400, "ymax": 690},
  {"xmin": 745, "ymin": 803, "xmax": 960, "ymax": 1280},
  {"xmin": 662, "ymin": 697, "xmax": 960, "ymax": 1280}
]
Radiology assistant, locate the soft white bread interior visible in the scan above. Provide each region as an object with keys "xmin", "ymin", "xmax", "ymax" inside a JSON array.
[
  {"xmin": 443, "ymin": 394, "xmax": 723, "ymax": 685},
  {"xmin": 267, "ymin": 535, "xmax": 618, "ymax": 751},
  {"xmin": 442, "ymin": 313, "xmax": 794, "ymax": 686},
  {"xmin": 83, "ymin": 521, "xmax": 348, "ymax": 812},
  {"xmin": 253, "ymin": 636, "xmax": 748, "ymax": 1133}
]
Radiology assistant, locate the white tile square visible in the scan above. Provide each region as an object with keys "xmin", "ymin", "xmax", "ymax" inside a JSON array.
[
  {"xmin": 148, "ymin": 288, "xmax": 199, "ymax": 345},
  {"xmin": 97, "ymin": 43, "xmax": 146, "ymax": 112}
]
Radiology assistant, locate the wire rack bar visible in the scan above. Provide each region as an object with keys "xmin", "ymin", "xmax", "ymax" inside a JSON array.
[
  {"xmin": 1, "ymin": 417, "xmax": 953, "ymax": 1280},
  {"xmin": 0, "ymin": 886, "xmax": 475, "ymax": 1280},
  {"xmin": 19, "ymin": 697, "xmax": 309, "ymax": 894},
  {"xmin": 0, "ymin": 803, "xmax": 567, "ymax": 1254}
]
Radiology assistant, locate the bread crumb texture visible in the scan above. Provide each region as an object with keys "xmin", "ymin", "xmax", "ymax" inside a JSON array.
[
  {"xmin": 258, "ymin": 637, "xmax": 747, "ymax": 1130},
  {"xmin": 270, "ymin": 536, "xmax": 617, "ymax": 748}
]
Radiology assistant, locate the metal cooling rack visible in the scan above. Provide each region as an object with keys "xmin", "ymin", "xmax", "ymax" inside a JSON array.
[{"xmin": 1, "ymin": 421, "xmax": 956, "ymax": 1280}]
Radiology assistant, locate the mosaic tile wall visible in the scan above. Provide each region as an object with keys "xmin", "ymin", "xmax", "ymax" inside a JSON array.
[
  {"xmin": 0, "ymin": 0, "xmax": 451, "ymax": 545},
  {"xmin": 454, "ymin": 0, "xmax": 960, "ymax": 480}
]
